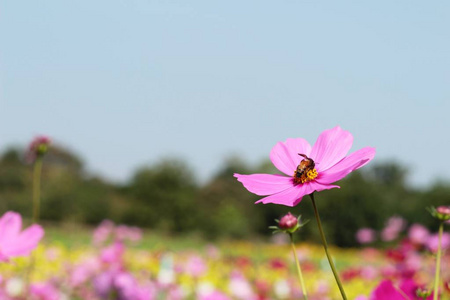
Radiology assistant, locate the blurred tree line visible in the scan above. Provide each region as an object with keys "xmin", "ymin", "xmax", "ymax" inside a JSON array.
[{"xmin": 0, "ymin": 145, "xmax": 448, "ymax": 247}]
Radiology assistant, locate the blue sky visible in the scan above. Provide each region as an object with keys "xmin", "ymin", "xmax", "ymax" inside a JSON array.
[{"xmin": 1, "ymin": 0, "xmax": 449, "ymax": 186}]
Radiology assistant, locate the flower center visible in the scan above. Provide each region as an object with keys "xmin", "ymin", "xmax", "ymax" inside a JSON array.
[
  {"xmin": 293, "ymin": 168, "xmax": 318, "ymax": 184},
  {"xmin": 293, "ymin": 154, "xmax": 318, "ymax": 184}
]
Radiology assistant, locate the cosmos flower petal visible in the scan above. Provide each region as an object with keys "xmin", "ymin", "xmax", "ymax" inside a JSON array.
[
  {"xmin": 317, "ymin": 147, "xmax": 376, "ymax": 184},
  {"xmin": 0, "ymin": 212, "xmax": 22, "ymax": 245},
  {"xmin": 270, "ymin": 138, "xmax": 312, "ymax": 176},
  {"xmin": 370, "ymin": 280, "xmax": 404, "ymax": 300},
  {"xmin": 256, "ymin": 181, "xmax": 339, "ymax": 206},
  {"xmin": 234, "ymin": 173, "xmax": 294, "ymax": 196},
  {"xmin": 2, "ymin": 224, "xmax": 44, "ymax": 256},
  {"xmin": 310, "ymin": 126, "xmax": 353, "ymax": 172},
  {"xmin": 255, "ymin": 186, "xmax": 305, "ymax": 206},
  {"xmin": 306, "ymin": 181, "xmax": 340, "ymax": 196}
]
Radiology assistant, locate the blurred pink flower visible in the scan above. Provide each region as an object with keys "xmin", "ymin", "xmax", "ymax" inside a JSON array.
[
  {"xmin": 381, "ymin": 216, "xmax": 406, "ymax": 242},
  {"xmin": 315, "ymin": 279, "xmax": 330, "ymax": 295},
  {"xmin": 199, "ymin": 291, "xmax": 231, "ymax": 300},
  {"xmin": 133, "ymin": 282, "xmax": 157, "ymax": 300},
  {"xmin": 380, "ymin": 264, "xmax": 397, "ymax": 278},
  {"xmin": 94, "ymin": 271, "xmax": 115, "ymax": 298},
  {"xmin": 426, "ymin": 232, "xmax": 450, "ymax": 253},
  {"xmin": 370, "ymin": 280, "xmax": 404, "ymax": 300},
  {"xmin": 93, "ymin": 220, "xmax": 143, "ymax": 246},
  {"xmin": 115, "ymin": 225, "xmax": 143, "ymax": 243},
  {"xmin": 0, "ymin": 211, "xmax": 44, "ymax": 261},
  {"xmin": 94, "ymin": 271, "xmax": 150, "ymax": 300},
  {"xmin": 70, "ymin": 257, "xmax": 101, "ymax": 287},
  {"xmin": 206, "ymin": 244, "xmax": 220, "ymax": 259},
  {"xmin": 114, "ymin": 272, "xmax": 144, "ymax": 300},
  {"xmin": 360, "ymin": 266, "xmax": 378, "ymax": 280},
  {"xmin": 229, "ymin": 272, "xmax": 257, "ymax": 300},
  {"xmin": 167, "ymin": 285, "xmax": 184, "ymax": 300},
  {"xmin": 399, "ymin": 279, "xmax": 433, "ymax": 299},
  {"xmin": 185, "ymin": 255, "xmax": 207, "ymax": 277},
  {"xmin": 356, "ymin": 228, "xmax": 376, "ymax": 244},
  {"xmin": 408, "ymin": 224, "xmax": 430, "ymax": 245},
  {"xmin": 93, "ymin": 220, "xmax": 114, "ymax": 245},
  {"xmin": 30, "ymin": 282, "xmax": 60, "ymax": 300},
  {"xmin": 234, "ymin": 126, "xmax": 375, "ymax": 206},
  {"xmin": 100, "ymin": 242, "xmax": 125, "ymax": 268},
  {"xmin": 404, "ymin": 252, "xmax": 422, "ymax": 273},
  {"xmin": 370, "ymin": 279, "xmax": 433, "ymax": 300}
]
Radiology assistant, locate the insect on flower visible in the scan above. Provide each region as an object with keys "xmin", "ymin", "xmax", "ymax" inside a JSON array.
[
  {"xmin": 294, "ymin": 154, "xmax": 317, "ymax": 184},
  {"xmin": 234, "ymin": 126, "xmax": 375, "ymax": 206}
]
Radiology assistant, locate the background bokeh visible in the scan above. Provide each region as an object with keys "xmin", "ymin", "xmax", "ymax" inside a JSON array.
[
  {"xmin": 1, "ymin": 0, "xmax": 449, "ymax": 245},
  {"xmin": 1, "ymin": 2, "xmax": 450, "ymax": 298},
  {"xmin": 0, "ymin": 145, "xmax": 448, "ymax": 247}
]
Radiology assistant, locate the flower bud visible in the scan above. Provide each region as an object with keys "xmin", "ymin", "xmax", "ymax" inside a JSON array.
[
  {"xmin": 27, "ymin": 136, "xmax": 51, "ymax": 163},
  {"xmin": 279, "ymin": 213, "xmax": 298, "ymax": 230},
  {"xmin": 437, "ymin": 206, "xmax": 450, "ymax": 216},
  {"xmin": 416, "ymin": 287, "xmax": 431, "ymax": 299},
  {"xmin": 269, "ymin": 213, "xmax": 306, "ymax": 235},
  {"xmin": 429, "ymin": 206, "xmax": 450, "ymax": 222}
]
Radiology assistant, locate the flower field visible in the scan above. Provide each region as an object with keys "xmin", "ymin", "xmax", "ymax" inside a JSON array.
[
  {"xmin": 0, "ymin": 219, "xmax": 449, "ymax": 300},
  {"xmin": 1, "ymin": 132, "xmax": 449, "ymax": 299}
]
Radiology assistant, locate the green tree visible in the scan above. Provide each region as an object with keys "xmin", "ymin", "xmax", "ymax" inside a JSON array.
[{"xmin": 124, "ymin": 159, "xmax": 199, "ymax": 232}]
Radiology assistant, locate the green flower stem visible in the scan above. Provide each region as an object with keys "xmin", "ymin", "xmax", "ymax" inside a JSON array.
[
  {"xmin": 289, "ymin": 233, "xmax": 308, "ymax": 300},
  {"xmin": 32, "ymin": 157, "xmax": 43, "ymax": 223},
  {"xmin": 26, "ymin": 157, "xmax": 43, "ymax": 292},
  {"xmin": 433, "ymin": 222, "xmax": 444, "ymax": 300},
  {"xmin": 309, "ymin": 193, "xmax": 347, "ymax": 300}
]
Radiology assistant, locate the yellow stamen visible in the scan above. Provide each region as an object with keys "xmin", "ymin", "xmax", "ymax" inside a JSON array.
[{"xmin": 301, "ymin": 168, "xmax": 318, "ymax": 183}]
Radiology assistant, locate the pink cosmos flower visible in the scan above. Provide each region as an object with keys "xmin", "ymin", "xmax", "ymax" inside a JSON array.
[
  {"xmin": 199, "ymin": 290, "xmax": 231, "ymax": 300},
  {"xmin": 426, "ymin": 232, "xmax": 450, "ymax": 253},
  {"xmin": 229, "ymin": 272, "xmax": 257, "ymax": 300},
  {"xmin": 408, "ymin": 224, "xmax": 430, "ymax": 246},
  {"xmin": 115, "ymin": 225, "xmax": 143, "ymax": 243},
  {"xmin": 381, "ymin": 216, "xmax": 406, "ymax": 242},
  {"xmin": 30, "ymin": 282, "xmax": 60, "ymax": 300},
  {"xmin": 93, "ymin": 220, "xmax": 115, "ymax": 246},
  {"xmin": 100, "ymin": 242, "xmax": 125, "ymax": 266},
  {"xmin": 234, "ymin": 126, "xmax": 375, "ymax": 206},
  {"xmin": 356, "ymin": 228, "xmax": 376, "ymax": 244},
  {"xmin": 0, "ymin": 211, "xmax": 44, "ymax": 261},
  {"xmin": 370, "ymin": 279, "xmax": 433, "ymax": 300},
  {"xmin": 70, "ymin": 257, "xmax": 101, "ymax": 287},
  {"xmin": 185, "ymin": 255, "xmax": 207, "ymax": 278}
]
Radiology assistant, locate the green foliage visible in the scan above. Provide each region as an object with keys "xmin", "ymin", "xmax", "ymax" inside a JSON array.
[
  {"xmin": 0, "ymin": 146, "xmax": 449, "ymax": 247},
  {"xmin": 124, "ymin": 159, "xmax": 199, "ymax": 232}
]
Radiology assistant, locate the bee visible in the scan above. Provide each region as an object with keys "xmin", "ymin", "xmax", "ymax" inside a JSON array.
[{"xmin": 293, "ymin": 154, "xmax": 315, "ymax": 184}]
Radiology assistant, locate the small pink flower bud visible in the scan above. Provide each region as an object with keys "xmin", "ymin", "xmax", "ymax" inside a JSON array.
[
  {"xmin": 279, "ymin": 213, "xmax": 298, "ymax": 230},
  {"xmin": 415, "ymin": 287, "xmax": 431, "ymax": 298},
  {"xmin": 27, "ymin": 136, "xmax": 51, "ymax": 163},
  {"xmin": 436, "ymin": 206, "xmax": 450, "ymax": 216},
  {"xmin": 430, "ymin": 206, "xmax": 450, "ymax": 222}
]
